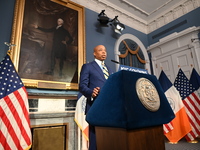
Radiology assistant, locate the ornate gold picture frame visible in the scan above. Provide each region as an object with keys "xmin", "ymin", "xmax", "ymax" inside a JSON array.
[{"xmin": 10, "ymin": 0, "xmax": 85, "ymax": 90}]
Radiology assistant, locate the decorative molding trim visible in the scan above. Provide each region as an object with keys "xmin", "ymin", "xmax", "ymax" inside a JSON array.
[
  {"xmin": 121, "ymin": 0, "xmax": 174, "ymax": 16},
  {"xmin": 70, "ymin": 0, "xmax": 199, "ymax": 34},
  {"xmin": 147, "ymin": 26, "xmax": 200, "ymax": 50},
  {"xmin": 147, "ymin": 0, "xmax": 200, "ymax": 33}
]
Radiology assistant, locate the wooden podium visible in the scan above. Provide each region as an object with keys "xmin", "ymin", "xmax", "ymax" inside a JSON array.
[
  {"xmin": 86, "ymin": 70, "xmax": 174, "ymax": 150},
  {"xmin": 95, "ymin": 125, "xmax": 165, "ymax": 150}
]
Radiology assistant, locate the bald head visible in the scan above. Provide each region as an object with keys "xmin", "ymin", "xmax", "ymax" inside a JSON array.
[{"xmin": 93, "ymin": 45, "xmax": 107, "ymax": 61}]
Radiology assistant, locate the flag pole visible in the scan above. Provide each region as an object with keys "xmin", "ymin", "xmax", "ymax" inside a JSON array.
[{"xmin": 4, "ymin": 42, "xmax": 16, "ymax": 56}]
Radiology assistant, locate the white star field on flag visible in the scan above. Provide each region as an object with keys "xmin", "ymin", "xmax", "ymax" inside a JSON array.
[
  {"xmin": 174, "ymin": 69, "xmax": 195, "ymax": 99},
  {"xmin": 0, "ymin": 56, "xmax": 23, "ymax": 98}
]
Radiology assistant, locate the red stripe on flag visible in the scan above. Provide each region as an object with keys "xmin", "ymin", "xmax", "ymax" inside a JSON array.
[
  {"xmin": 0, "ymin": 130, "xmax": 11, "ymax": 150},
  {"xmin": 187, "ymin": 95, "xmax": 200, "ymax": 122},
  {"xmin": 185, "ymin": 131, "xmax": 196, "ymax": 141},
  {"xmin": 183, "ymin": 96, "xmax": 200, "ymax": 141},
  {"xmin": 191, "ymin": 93, "xmax": 200, "ymax": 114},
  {"xmin": 0, "ymin": 106, "xmax": 23, "ymax": 150},
  {"xmin": 13, "ymin": 88, "xmax": 31, "ymax": 145},
  {"xmin": 164, "ymin": 122, "xmax": 173, "ymax": 134},
  {"xmin": 184, "ymin": 97, "xmax": 200, "ymax": 131},
  {"xmin": 0, "ymin": 87, "xmax": 31, "ymax": 149}
]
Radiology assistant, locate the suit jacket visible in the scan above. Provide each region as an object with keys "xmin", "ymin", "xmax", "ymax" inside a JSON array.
[{"xmin": 79, "ymin": 60, "xmax": 113, "ymax": 113}]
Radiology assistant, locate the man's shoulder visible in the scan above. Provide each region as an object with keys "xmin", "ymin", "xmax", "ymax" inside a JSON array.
[
  {"xmin": 84, "ymin": 61, "xmax": 96, "ymax": 65},
  {"xmin": 82, "ymin": 61, "xmax": 98, "ymax": 69}
]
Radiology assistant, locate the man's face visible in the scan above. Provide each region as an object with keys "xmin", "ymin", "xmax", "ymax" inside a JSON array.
[
  {"xmin": 94, "ymin": 45, "xmax": 107, "ymax": 61},
  {"xmin": 57, "ymin": 19, "xmax": 63, "ymax": 26}
]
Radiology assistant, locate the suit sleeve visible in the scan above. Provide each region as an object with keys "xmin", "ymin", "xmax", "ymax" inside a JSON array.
[
  {"xmin": 79, "ymin": 64, "xmax": 93, "ymax": 98},
  {"xmin": 37, "ymin": 26, "xmax": 55, "ymax": 32},
  {"xmin": 64, "ymin": 29, "xmax": 73, "ymax": 44}
]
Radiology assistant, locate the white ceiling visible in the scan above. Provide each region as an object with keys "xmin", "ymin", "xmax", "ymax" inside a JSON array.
[
  {"xmin": 103, "ymin": 0, "xmax": 185, "ymax": 22},
  {"xmin": 72, "ymin": 0, "xmax": 199, "ymax": 33}
]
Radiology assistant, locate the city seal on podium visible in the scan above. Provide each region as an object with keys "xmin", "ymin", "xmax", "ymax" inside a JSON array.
[{"xmin": 136, "ymin": 78, "xmax": 160, "ymax": 112}]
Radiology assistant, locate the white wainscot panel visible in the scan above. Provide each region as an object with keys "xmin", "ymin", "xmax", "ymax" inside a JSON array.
[{"xmin": 38, "ymin": 99, "xmax": 65, "ymax": 112}]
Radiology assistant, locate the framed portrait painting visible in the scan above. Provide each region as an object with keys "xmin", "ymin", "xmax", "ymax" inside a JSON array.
[{"xmin": 10, "ymin": 0, "xmax": 85, "ymax": 90}]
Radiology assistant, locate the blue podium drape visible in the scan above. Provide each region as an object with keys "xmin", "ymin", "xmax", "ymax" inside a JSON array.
[{"xmin": 86, "ymin": 70, "xmax": 175, "ymax": 130}]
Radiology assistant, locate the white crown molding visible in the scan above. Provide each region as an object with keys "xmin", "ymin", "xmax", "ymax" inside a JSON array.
[
  {"xmin": 70, "ymin": 0, "xmax": 199, "ymax": 34},
  {"xmin": 147, "ymin": 0, "xmax": 200, "ymax": 33},
  {"xmin": 121, "ymin": 0, "xmax": 175, "ymax": 16},
  {"xmin": 71, "ymin": 0, "xmax": 148, "ymax": 33}
]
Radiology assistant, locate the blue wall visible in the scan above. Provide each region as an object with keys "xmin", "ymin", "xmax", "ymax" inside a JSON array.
[
  {"xmin": 0, "ymin": 0, "xmax": 15, "ymax": 59},
  {"xmin": 85, "ymin": 9, "xmax": 148, "ymax": 71}
]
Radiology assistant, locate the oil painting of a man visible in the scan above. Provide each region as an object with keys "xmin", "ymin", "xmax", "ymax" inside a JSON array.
[{"xmin": 19, "ymin": 0, "xmax": 78, "ymax": 83}]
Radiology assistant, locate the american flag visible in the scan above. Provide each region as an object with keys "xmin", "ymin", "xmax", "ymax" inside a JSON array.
[
  {"xmin": 0, "ymin": 54, "xmax": 32, "ymax": 150},
  {"xmin": 174, "ymin": 68, "xmax": 200, "ymax": 141},
  {"xmin": 190, "ymin": 68, "xmax": 200, "ymax": 97}
]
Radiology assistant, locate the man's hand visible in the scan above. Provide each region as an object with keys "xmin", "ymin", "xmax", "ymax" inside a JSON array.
[
  {"xmin": 62, "ymin": 41, "xmax": 67, "ymax": 45},
  {"xmin": 92, "ymin": 87, "xmax": 100, "ymax": 98},
  {"xmin": 32, "ymin": 24, "xmax": 38, "ymax": 29}
]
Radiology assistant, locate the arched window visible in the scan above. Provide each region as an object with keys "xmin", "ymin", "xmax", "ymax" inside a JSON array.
[
  {"xmin": 119, "ymin": 39, "xmax": 145, "ymax": 68},
  {"xmin": 114, "ymin": 34, "xmax": 151, "ymax": 74}
]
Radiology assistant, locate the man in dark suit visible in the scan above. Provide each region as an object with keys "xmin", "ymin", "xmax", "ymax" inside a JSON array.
[
  {"xmin": 34, "ymin": 18, "xmax": 73, "ymax": 76},
  {"xmin": 79, "ymin": 45, "xmax": 113, "ymax": 150}
]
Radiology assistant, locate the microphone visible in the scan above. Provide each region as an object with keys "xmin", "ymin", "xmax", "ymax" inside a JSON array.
[{"xmin": 111, "ymin": 60, "xmax": 120, "ymax": 64}]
